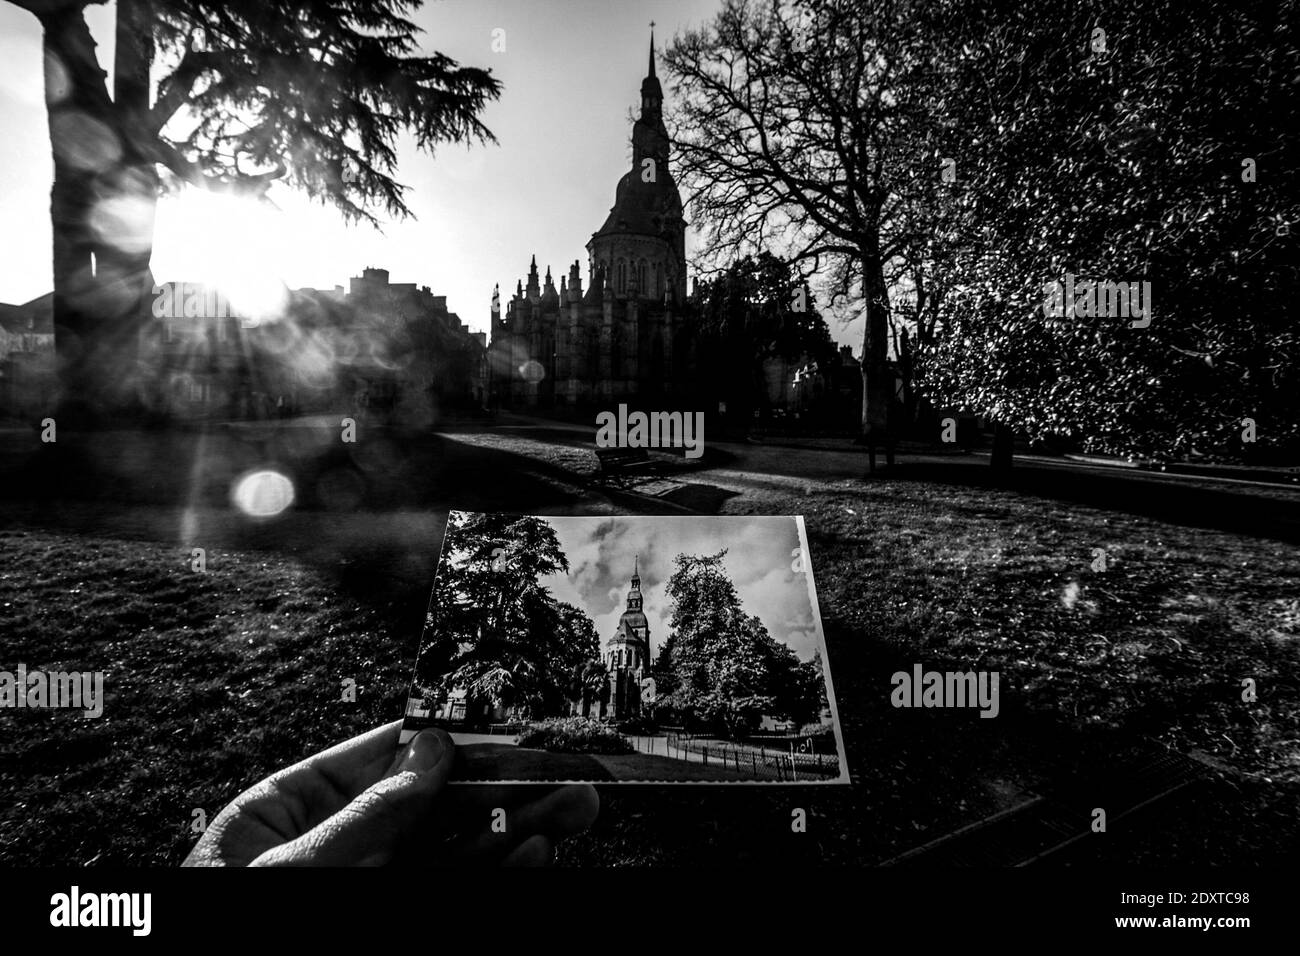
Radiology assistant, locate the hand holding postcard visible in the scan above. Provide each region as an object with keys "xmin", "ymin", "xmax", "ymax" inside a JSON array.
[{"xmin": 400, "ymin": 511, "xmax": 848, "ymax": 784}]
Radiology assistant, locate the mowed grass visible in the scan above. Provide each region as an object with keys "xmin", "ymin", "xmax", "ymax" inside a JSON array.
[{"xmin": 0, "ymin": 529, "xmax": 416, "ymax": 866}]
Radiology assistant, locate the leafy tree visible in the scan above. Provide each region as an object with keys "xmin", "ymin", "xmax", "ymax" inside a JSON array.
[
  {"xmin": 657, "ymin": 550, "xmax": 812, "ymax": 738},
  {"xmin": 916, "ymin": 0, "xmax": 1300, "ymax": 463},
  {"xmin": 416, "ymin": 513, "xmax": 596, "ymax": 721},
  {"xmin": 692, "ymin": 251, "xmax": 836, "ymax": 424},
  {"xmin": 8, "ymin": 0, "xmax": 500, "ymax": 420}
]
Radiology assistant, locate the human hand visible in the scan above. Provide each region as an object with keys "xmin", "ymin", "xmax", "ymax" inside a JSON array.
[{"xmin": 183, "ymin": 720, "xmax": 599, "ymax": 866}]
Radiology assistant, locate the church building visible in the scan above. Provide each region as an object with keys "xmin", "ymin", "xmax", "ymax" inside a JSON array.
[
  {"xmin": 489, "ymin": 31, "xmax": 693, "ymax": 408},
  {"xmin": 601, "ymin": 558, "xmax": 655, "ymax": 719}
]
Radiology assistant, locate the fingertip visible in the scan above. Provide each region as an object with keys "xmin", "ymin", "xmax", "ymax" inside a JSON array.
[
  {"xmin": 502, "ymin": 834, "xmax": 554, "ymax": 867},
  {"xmin": 395, "ymin": 727, "xmax": 455, "ymax": 779},
  {"xmin": 573, "ymin": 784, "xmax": 600, "ymax": 828},
  {"xmin": 551, "ymin": 783, "xmax": 600, "ymax": 836}
]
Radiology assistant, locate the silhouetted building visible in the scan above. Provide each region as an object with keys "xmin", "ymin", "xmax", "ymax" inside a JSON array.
[
  {"xmin": 490, "ymin": 33, "xmax": 692, "ymax": 408},
  {"xmin": 136, "ymin": 268, "xmax": 485, "ymax": 422}
]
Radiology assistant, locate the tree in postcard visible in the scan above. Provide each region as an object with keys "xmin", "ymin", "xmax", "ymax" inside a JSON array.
[
  {"xmin": 416, "ymin": 513, "xmax": 596, "ymax": 721},
  {"xmin": 657, "ymin": 550, "xmax": 811, "ymax": 738}
]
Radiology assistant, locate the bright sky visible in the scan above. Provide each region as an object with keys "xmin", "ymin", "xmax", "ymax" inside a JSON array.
[
  {"xmin": 538, "ymin": 514, "xmax": 825, "ymax": 664},
  {"xmin": 0, "ymin": 0, "xmax": 862, "ymax": 348}
]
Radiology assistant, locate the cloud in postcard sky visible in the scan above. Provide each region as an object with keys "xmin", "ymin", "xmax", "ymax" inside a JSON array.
[{"xmin": 536, "ymin": 516, "xmax": 822, "ymax": 662}]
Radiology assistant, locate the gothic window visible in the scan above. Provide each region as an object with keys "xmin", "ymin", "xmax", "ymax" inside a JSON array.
[
  {"xmin": 617, "ymin": 260, "xmax": 627, "ymax": 294},
  {"xmin": 638, "ymin": 261, "xmax": 647, "ymax": 294}
]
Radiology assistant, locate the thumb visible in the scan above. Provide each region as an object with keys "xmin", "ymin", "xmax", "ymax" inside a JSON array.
[{"xmin": 253, "ymin": 729, "xmax": 454, "ymax": 867}]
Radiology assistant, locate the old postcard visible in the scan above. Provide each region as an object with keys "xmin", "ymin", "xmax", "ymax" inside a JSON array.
[{"xmin": 400, "ymin": 511, "xmax": 848, "ymax": 784}]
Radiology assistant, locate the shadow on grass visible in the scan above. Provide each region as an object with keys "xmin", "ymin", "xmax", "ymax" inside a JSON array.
[
  {"xmin": 877, "ymin": 458, "xmax": 1300, "ymax": 546},
  {"xmin": 0, "ymin": 422, "xmax": 620, "ymax": 613}
]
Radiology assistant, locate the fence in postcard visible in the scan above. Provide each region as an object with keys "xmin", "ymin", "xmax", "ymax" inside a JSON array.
[{"xmin": 664, "ymin": 733, "xmax": 839, "ymax": 779}]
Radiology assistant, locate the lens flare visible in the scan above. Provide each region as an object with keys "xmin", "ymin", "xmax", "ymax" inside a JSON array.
[
  {"xmin": 231, "ymin": 470, "xmax": 295, "ymax": 517},
  {"xmin": 152, "ymin": 188, "xmax": 290, "ymax": 324}
]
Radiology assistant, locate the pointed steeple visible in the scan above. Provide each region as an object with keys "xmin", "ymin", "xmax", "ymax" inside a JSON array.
[
  {"xmin": 627, "ymin": 557, "xmax": 642, "ymax": 610},
  {"xmin": 525, "ymin": 255, "xmax": 540, "ymax": 299},
  {"xmin": 640, "ymin": 24, "xmax": 664, "ymax": 119}
]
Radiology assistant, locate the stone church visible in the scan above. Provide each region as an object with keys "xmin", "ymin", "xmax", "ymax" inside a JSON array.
[
  {"xmin": 600, "ymin": 558, "xmax": 655, "ymax": 719},
  {"xmin": 489, "ymin": 34, "xmax": 692, "ymax": 408}
]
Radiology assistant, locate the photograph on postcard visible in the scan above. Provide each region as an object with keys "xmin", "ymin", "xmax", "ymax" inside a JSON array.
[{"xmin": 400, "ymin": 511, "xmax": 848, "ymax": 784}]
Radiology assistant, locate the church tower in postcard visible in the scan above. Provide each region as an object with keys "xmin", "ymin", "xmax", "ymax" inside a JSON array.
[{"xmin": 604, "ymin": 557, "xmax": 653, "ymax": 718}]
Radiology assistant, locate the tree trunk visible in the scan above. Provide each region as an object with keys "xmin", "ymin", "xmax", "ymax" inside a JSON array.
[
  {"xmin": 42, "ymin": 6, "xmax": 113, "ymax": 426},
  {"xmin": 860, "ymin": 252, "xmax": 893, "ymax": 470},
  {"xmin": 100, "ymin": 0, "xmax": 159, "ymax": 411},
  {"xmin": 41, "ymin": 0, "xmax": 158, "ymax": 427},
  {"xmin": 991, "ymin": 421, "xmax": 1015, "ymax": 472}
]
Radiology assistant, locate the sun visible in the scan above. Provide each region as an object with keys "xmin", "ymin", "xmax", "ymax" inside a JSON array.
[{"xmin": 150, "ymin": 187, "xmax": 291, "ymax": 323}]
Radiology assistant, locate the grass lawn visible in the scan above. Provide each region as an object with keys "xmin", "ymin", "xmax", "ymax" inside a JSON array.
[
  {"xmin": 2, "ymin": 433, "xmax": 1298, "ymax": 866},
  {"xmin": 0, "ymin": 528, "xmax": 417, "ymax": 866}
]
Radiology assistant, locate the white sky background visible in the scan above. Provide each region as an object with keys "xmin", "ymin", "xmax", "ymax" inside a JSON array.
[
  {"xmin": 536, "ymin": 515, "xmax": 824, "ymax": 663},
  {"xmin": 0, "ymin": 0, "xmax": 864, "ymax": 350}
]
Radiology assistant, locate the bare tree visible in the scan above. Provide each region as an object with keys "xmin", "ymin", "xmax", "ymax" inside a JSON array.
[{"xmin": 665, "ymin": 0, "xmax": 945, "ymax": 449}]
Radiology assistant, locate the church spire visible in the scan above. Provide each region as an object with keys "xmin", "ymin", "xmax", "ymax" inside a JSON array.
[
  {"xmin": 627, "ymin": 557, "xmax": 642, "ymax": 611},
  {"xmin": 639, "ymin": 23, "xmax": 664, "ymax": 121}
]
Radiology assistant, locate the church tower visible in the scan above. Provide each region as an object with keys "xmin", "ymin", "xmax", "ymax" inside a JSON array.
[
  {"xmin": 587, "ymin": 29, "xmax": 688, "ymax": 306},
  {"xmin": 491, "ymin": 28, "xmax": 691, "ymax": 410},
  {"xmin": 604, "ymin": 557, "xmax": 652, "ymax": 718}
]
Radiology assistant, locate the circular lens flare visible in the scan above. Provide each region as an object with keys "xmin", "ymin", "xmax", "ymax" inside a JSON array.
[{"xmin": 232, "ymin": 470, "xmax": 295, "ymax": 517}]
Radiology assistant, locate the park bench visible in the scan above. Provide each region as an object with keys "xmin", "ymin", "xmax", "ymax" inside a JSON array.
[{"xmin": 594, "ymin": 445, "xmax": 653, "ymax": 475}]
